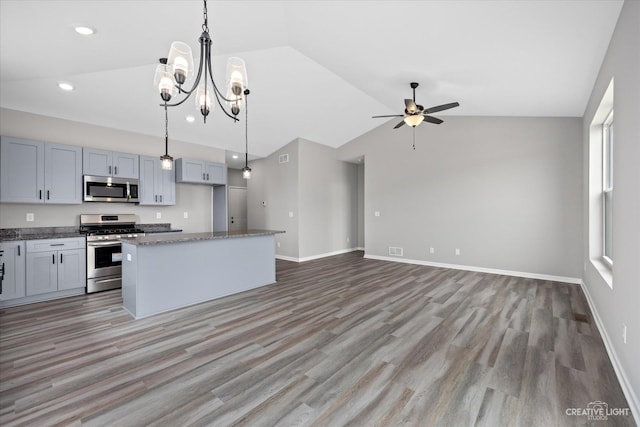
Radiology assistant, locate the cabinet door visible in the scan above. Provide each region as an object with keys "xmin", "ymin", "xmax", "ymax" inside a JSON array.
[
  {"xmin": 159, "ymin": 166, "xmax": 176, "ymax": 205},
  {"xmin": 26, "ymin": 251, "xmax": 58, "ymax": 295},
  {"xmin": 138, "ymin": 155, "xmax": 158, "ymax": 205},
  {"xmin": 45, "ymin": 143, "xmax": 82, "ymax": 204},
  {"xmin": 83, "ymin": 148, "xmax": 112, "ymax": 176},
  {"xmin": 113, "ymin": 152, "xmax": 139, "ymax": 179},
  {"xmin": 0, "ymin": 241, "xmax": 26, "ymax": 301},
  {"xmin": 57, "ymin": 249, "xmax": 86, "ymax": 290},
  {"xmin": 206, "ymin": 162, "xmax": 226, "ymax": 184},
  {"xmin": 0, "ymin": 136, "xmax": 44, "ymax": 203},
  {"xmin": 176, "ymin": 158, "xmax": 206, "ymax": 183}
]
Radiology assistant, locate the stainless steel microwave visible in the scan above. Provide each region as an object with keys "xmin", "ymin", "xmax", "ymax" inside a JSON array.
[{"xmin": 83, "ymin": 175, "xmax": 139, "ymax": 203}]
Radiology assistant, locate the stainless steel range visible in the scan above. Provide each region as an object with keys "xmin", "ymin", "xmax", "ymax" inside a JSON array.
[{"xmin": 80, "ymin": 214, "xmax": 145, "ymax": 293}]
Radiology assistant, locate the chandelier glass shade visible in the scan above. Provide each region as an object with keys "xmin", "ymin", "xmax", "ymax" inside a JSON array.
[{"xmin": 152, "ymin": 0, "xmax": 248, "ymax": 123}]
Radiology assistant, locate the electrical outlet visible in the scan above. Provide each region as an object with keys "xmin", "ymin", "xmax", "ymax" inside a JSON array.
[
  {"xmin": 429, "ymin": 247, "xmax": 435, "ymax": 254},
  {"xmin": 289, "ymin": 211, "xmax": 294, "ymax": 218},
  {"xmin": 262, "ymin": 201, "xmax": 267, "ymax": 207},
  {"xmin": 277, "ymin": 241, "xmax": 281, "ymax": 248},
  {"xmin": 183, "ymin": 212, "xmax": 189, "ymax": 219},
  {"xmin": 623, "ymin": 324, "xmax": 627, "ymax": 344},
  {"xmin": 374, "ymin": 211, "xmax": 380, "ymax": 217},
  {"xmin": 156, "ymin": 212, "xmax": 162, "ymax": 219},
  {"xmin": 455, "ymin": 248, "xmax": 461, "ymax": 256},
  {"xmin": 26, "ymin": 213, "xmax": 34, "ymax": 222}
]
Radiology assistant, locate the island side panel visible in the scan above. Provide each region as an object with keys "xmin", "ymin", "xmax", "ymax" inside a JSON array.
[
  {"xmin": 121, "ymin": 242, "xmax": 138, "ymax": 318},
  {"xmin": 132, "ymin": 234, "xmax": 276, "ymax": 319}
]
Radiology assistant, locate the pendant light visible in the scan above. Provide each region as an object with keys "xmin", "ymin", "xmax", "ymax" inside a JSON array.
[
  {"xmin": 242, "ymin": 89, "xmax": 252, "ymax": 179},
  {"xmin": 160, "ymin": 104, "xmax": 173, "ymax": 170},
  {"xmin": 152, "ymin": 0, "xmax": 248, "ymax": 123}
]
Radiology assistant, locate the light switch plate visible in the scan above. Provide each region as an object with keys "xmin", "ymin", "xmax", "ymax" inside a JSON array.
[
  {"xmin": 127, "ymin": 253, "xmax": 132, "ymax": 261},
  {"xmin": 156, "ymin": 212, "xmax": 162, "ymax": 219},
  {"xmin": 374, "ymin": 211, "xmax": 380, "ymax": 217},
  {"xmin": 26, "ymin": 213, "xmax": 34, "ymax": 222},
  {"xmin": 183, "ymin": 212, "xmax": 189, "ymax": 219},
  {"xmin": 289, "ymin": 211, "xmax": 294, "ymax": 218}
]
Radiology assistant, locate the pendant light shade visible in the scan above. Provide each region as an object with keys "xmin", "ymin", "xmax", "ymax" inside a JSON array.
[
  {"xmin": 242, "ymin": 166, "xmax": 251, "ymax": 179},
  {"xmin": 196, "ymin": 86, "xmax": 213, "ymax": 118},
  {"xmin": 404, "ymin": 115, "xmax": 424, "ymax": 127},
  {"xmin": 161, "ymin": 154, "xmax": 174, "ymax": 170}
]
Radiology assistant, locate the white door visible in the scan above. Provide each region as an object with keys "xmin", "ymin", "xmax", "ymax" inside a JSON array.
[{"xmin": 228, "ymin": 187, "xmax": 247, "ymax": 231}]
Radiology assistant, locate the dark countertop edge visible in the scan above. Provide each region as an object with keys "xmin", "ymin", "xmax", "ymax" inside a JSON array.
[{"xmin": 121, "ymin": 230, "xmax": 285, "ymax": 246}]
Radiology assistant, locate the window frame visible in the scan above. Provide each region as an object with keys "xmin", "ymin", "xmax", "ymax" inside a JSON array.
[{"xmin": 602, "ymin": 109, "xmax": 613, "ymax": 265}]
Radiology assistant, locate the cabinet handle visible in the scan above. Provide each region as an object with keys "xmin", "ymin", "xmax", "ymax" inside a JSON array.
[
  {"xmin": 50, "ymin": 243, "xmax": 64, "ymax": 246},
  {"xmin": 160, "ymin": 195, "xmax": 163, "ymax": 203},
  {"xmin": 52, "ymin": 254, "xmax": 55, "ymax": 264},
  {"xmin": 60, "ymin": 253, "xmax": 63, "ymax": 264},
  {"xmin": 206, "ymin": 173, "xmax": 210, "ymax": 180},
  {"xmin": 1, "ymin": 263, "xmax": 4, "ymax": 294},
  {"xmin": 109, "ymin": 165, "xmax": 112, "ymax": 174},
  {"xmin": 47, "ymin": 190, "xmax": 50, "ymax": 200},
  {"xmin": 115, "ymin": 166, "xmax": 118, "ymax": 175},
  {"xmin": 17, "ymin": 246, "xmax": 20, "ymax": 256},
  {"xmin": 39, "ymin": 190, "xmax": 42, "ymax": 200},
  {"xmin": 155, "ymin": 195, "xmax": 158, "ymax": 202},
  {"xmin": 202, "ymin": 173, "xmax": 206, "ymax": 180}
]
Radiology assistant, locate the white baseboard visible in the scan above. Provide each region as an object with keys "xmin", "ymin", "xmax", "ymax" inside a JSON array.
[
  {"xmin": 579, "ymin": 281, "xmax": 640, "ymax": 424},
  {"xmin": 276, "ymin": 247, "xmax": 361, "ymax": 263},
  {"xmin": 363, "ymin": 254, "xmax": 581, "ymax": 284}
]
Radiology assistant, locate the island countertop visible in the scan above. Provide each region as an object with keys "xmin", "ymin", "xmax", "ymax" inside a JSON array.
[{"xmin": 120, "ymin": 229, "xmax": 284, "ymax": 246}]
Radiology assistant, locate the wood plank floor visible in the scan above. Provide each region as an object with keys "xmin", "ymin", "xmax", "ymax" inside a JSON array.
[{"xmin": 0, "ymin": 251, "xmax": 634, "ymax": 426}]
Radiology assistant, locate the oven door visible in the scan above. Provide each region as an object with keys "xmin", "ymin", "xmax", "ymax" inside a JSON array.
[{"xmin": 87, "ymin": 240, "xmax": 122, "ymax": 279}]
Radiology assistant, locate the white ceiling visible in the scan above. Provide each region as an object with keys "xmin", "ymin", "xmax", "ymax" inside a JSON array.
[{"xmin": 0, "ymin": 1, "xmax": 623, "ymax": 160}]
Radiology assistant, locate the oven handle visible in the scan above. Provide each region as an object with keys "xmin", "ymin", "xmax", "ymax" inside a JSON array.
[
  {"xmin": 93, "ymin": 277, "xmax": 121, "ymax": 285},
  {"xmin": 87, "ymin": 241, "xmax": 121, "ymax": 247}
]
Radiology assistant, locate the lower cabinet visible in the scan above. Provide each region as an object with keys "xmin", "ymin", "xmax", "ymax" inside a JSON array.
[
  {"xmin": 25, "ymin": 238, "xmax": 86, "ymax": 296},
  {"xmin": 0, "ymin": 241, "xmax": 26, "ymax": 301}
]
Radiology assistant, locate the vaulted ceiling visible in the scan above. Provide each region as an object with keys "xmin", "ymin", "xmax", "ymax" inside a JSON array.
[{"xmin": 0, "ymin": 0, "xmax": 623, "ymax": 163}]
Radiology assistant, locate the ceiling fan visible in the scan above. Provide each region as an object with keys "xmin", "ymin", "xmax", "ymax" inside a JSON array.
[{"xmin": 372, "ymin": 82, "xmax": 460, "ymax": 129}]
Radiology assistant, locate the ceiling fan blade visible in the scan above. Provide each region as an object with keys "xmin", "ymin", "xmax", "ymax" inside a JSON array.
[
  {"xmin": 372, "ymin": 114, "xmax": 404, "ymax": 118},
  {"xmin": 404, "ymin": 99, "xmax": 418, "ymax": 114},
  {"xmin": 423, "ymin": 115, "xmax": 443, "ymax": 124},
  {"xmin": 393, "ymin": 120, "xmax": 406, "ymax": 129},
  {"xmin": 423, "ymin": 102, "xmax": 460, "ymax": 114}
]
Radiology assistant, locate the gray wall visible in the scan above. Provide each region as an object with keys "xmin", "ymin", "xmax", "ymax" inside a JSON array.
[
  {"xmin": 0, "ymin": 108, "xmax": 224, "ymax": 232},
  {"xmin": 357, "ymin": 163, "xmax": 364, "ymax": 248},
  {"xmin": 247, "ymin": 138, "xmax": 359, "ymax": 260},
  {"xmin": 247, "ymin": 139, "xmax": 300, "ymax": 258},
  {"xmin": 338, "ymin": 116, "xmax": 583, "ymax": 279},
  {"xmin": 227, "ymin": 169, "xmax": 247, "ymax": 188},
  {"xmin": 298, "ymin": 138, "xmax": 358, "ymax": 258},
  {"xmin": 582, "ymin": 0, "xmax": 639, "ymax": 413}
]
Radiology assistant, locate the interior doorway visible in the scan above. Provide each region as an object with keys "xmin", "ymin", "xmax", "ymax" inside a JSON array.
[{"xmin": 228, "ymin": 187, "xmax": 248, "ymax": 231}]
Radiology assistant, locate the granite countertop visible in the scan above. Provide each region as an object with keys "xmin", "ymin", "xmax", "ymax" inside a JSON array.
[
  {"xmin": 137, "ymin": 223, "xmax": 183, "ymax": 234},
  {"xmin": 0, "ymin": 227, "xmax": 85, "ymax": 242},
  {"xmin": 121, "ymin": 229, "xmax": 285, "ymax": 246}
]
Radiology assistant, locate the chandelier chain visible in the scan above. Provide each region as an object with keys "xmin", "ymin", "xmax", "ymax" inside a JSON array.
[
  {"xmin": 202, "ymin": 0, "xmax": 209, "ymax": 32},
  {"xmin": 245, "ymin": 91, "xmax": 249, "ymax": 163}
]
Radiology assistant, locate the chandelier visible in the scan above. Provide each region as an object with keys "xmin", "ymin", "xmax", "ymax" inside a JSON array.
[{"xmin": 153, "ymin": 0, "xmax": 248, "ymax": 123}]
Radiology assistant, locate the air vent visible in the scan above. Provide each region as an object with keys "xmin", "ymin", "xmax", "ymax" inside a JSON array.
[
  {"xmin": 279, "ymin": 154, "xmax": 289, "ymax": 163},
  {"xmin": 388, "ymin": 246, "xmax": 403, "ymax": 257}
]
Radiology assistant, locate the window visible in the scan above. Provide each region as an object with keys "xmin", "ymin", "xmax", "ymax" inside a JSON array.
[{"xmin": 603, "ymin": 109, "xmax": 613, "ymax": 264}]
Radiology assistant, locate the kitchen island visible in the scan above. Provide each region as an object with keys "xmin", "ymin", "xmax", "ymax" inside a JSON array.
[{"xmin": 120, "ymin": 229, "xmax": 284, "ymax": 319}]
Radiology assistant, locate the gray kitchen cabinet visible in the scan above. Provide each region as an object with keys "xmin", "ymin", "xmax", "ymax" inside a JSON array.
[
  {"xmin": 83, "ymin": 148, "xmax": 139, "ymax": 179},
  {"xmin": 175, "ymin": 158, "xmax": 226, "ymax": 185},
  {"xmin": 139, "ymin": 155, "xmax": 175, "ymax": 205},
  {"xmin": 26, "ymin": 238, "xmax": 86, "ymax": 296},
  {"xmin": 0, "ymin": 241, "xmax": 26, "ymax": 301},
  {"xmin": 0, "ymin": 136, "xmax": 82, "ymax": 204}
]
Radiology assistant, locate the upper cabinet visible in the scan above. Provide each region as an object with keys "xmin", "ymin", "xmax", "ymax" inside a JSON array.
[
  {"xmin": 139, "ymin": 155, "xmax": 176, "ymax": 206},
  {"xmin": 175, "ymin": 158, "xmax": 226, "ymax": 185},
  {"xmin": 83, "ymin": 148, "xmax": 139, "ymax": 179},
  {"xmin": 0, "ymin": 136, "xmax": 82, "ymax": 204}
]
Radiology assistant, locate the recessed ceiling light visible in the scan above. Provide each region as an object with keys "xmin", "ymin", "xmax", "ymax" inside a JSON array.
[
  {"xmin": 74, "ymin": 26, "xmax": 95, "ymax": 36},
  {"xmin": 186, "ymin": 115, "xmax": 195, "ymax": 123},
  {"xmin": 232, "ymin": 155, "xmax": 239, "ymax": 159},
  {"xmin": 57, "ymin": 82, "xmax": 74, "ymax": 91}
]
